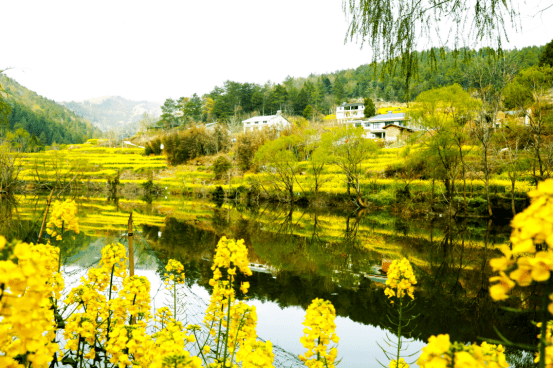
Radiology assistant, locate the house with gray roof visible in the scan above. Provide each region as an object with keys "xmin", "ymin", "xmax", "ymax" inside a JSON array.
[
  {"xmin": 339, "ymin": 111, "xmax": 419, "ymax": 141},
  {"xmin": 242, "ymin": 110, "xmax": 291, "ymax": 133}
]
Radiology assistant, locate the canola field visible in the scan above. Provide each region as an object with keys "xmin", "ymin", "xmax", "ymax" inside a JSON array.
[{"xmin": 15, "ymin": 143, "xmax": 536, "ymax": 200}]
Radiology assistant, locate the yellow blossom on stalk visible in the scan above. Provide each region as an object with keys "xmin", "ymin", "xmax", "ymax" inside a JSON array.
[
  {"xmin": 211, "ymin": 236, "xmax": 252, "ymax": 281},
  {"xmin": 154, "ymin": 307, "xmax": 173, "ymax": 330},
  {"xmin": 0, "ymin": 240, "xmax": 60, "ymax": 368},
  {"xmin": 46, "ymin": 199, "xmax": 80, "ymax": 240},
  {"xmin": 417, "ymin": 334, "xmax": 509, "ymax": 368},
  {"xmin": 85, "ymin": 242, "xmax": 128, "ymax": 291},
  {"xmin": 389, "ymin": 358, "xmax": 409, "ymax": 368},
  {"xmin": 299, "ymin": 298, "xmax": 339, "ymax": 368},
  {"xmin": 118, "ymin": 275, "xmax": 152, "ymax": 322},
  {"xmin": 165, "ymin": 258, "xmax": 186, "ymax": 286},
  {"xmin": 489, "ymin": 179, "xmax": 553, "ymax": 300},
  {"xmin": 202, "ymin": 237, "xmax": 273, "ymax": 368},
  {"xmin": 384, "ymin": 258, "xmax": 417, "ymax": 302}
]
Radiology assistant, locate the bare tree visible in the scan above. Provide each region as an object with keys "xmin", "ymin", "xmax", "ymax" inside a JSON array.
[{"xmin": 466, "ymin": 55, "xmax": 517, "ymax": 217}]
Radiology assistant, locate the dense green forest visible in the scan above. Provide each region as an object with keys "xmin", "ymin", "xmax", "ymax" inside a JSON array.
[
  {"xmin": 0, "ymin": 74, "xmax": 101, "ymax": 150},
  {"xmin": 155, "ymin": 44, "xmax": 547, "ymax": 128}
]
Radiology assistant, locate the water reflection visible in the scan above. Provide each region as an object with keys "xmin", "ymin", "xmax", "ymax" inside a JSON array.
[{"xmin": 1, "ymin": 195, "xmax": 540, "ymax": 367}]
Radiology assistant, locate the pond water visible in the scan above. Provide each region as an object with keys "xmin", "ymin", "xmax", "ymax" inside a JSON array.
[{"xmin": 0, "ymin": 194, "xmax": 538, "ymax": 367}]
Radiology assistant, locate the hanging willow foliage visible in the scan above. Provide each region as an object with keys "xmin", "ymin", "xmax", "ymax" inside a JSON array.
[{"xmin": 342, "ymin": 0, "xmax": 522, "ymax": 94}]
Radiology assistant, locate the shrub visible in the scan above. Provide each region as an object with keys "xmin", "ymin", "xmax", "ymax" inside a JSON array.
[
  {"xmin": 235, "ymin": 130, "xmax": 277, "ymax": 172},
  {"xmin": 213, "ymin": 156, "xmax": 232, "ymax": 180},
  {"xmin": 145, "ymin": 138, "xmax": 162, "ymax": 156},
  {"xmin": 367, "ymin": 189, "xmax": 396, "ymax": 207}
]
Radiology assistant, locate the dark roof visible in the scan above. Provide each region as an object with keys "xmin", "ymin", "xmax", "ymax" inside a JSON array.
[{"xmin": 340, "ymin": 102, "xmax": 364, "ymax": 107}]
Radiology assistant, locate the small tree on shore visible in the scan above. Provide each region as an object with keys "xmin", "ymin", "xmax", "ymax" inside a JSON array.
[
  {"xmin": 254, "ymin": 134, "xmax": 303, "ymax": 203},
  {"xmin": 320, "ymin": 126, "xmax": 379, "ymax": 207}
]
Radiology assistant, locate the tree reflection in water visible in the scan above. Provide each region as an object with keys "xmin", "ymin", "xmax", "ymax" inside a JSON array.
[
  {"xmin": 2, "ymin": 196, "xmax": 540, "ymax": 365},
  {"xmin": 141, "ymin": 202, "xmax": 539, "ymax": 350}
]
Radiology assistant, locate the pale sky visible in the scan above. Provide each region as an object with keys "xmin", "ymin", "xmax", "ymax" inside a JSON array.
[{"xmin": 2, "ymin": 0, "xmax": 552, "ymax": 104}]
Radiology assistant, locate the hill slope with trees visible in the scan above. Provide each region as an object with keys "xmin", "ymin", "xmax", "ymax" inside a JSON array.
[
  {"xmin": 0, "ymin": 74, "xmax": 102, "ymax": 149},
  {"xmin": 153, "ymin": 44, "xmax": 547, "ymax": 129}
]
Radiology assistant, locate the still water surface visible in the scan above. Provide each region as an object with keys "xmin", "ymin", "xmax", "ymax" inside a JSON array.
[{"xmin": 1, "ymin": 195, "xmax": 537, "ymax": 367}]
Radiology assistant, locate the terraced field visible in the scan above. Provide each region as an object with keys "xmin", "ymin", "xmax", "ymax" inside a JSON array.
[{"xmin": 14, "ymin": 144, "xmax": 535, "ymax": 201}]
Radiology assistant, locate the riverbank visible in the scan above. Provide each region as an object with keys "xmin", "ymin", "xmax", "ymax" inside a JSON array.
[{"xmin": 11, "ymin": 144, "xmax": 536, "ymax": 217}]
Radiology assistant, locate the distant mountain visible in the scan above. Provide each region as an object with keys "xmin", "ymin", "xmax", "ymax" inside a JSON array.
[
  {"xmin": 61, "ymin": 96, "xmax": 161, "ymax": 135},
  {"xmin": 0, "ymin": 74, "xmax": 102, "ymax": 146}
]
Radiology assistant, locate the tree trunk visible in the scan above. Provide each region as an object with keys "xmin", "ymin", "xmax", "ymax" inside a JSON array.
[
  {"xmin": 289, "ymin": 183, "xmax": 294, "ymax": 204},
  {"xmin": 511, "ymin": 180, "xmax": 516, "ymax": 216},
  {"xmin": 356, "ymin": 193, "xmax": 367, "ymax": 208},
  {"xmin": 431, "ymin": 178, "xmax": 435, "ymax": 211},
  {"xmin": 483, "ymin": 147, "xmax": 493, "ymax": 217}
]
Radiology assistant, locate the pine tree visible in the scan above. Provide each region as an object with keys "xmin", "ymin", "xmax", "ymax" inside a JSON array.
[
  {"xmin": 303, "ymin": 105, "xmax": 314, "ymax": 119},
  {"xmin": 363, "ymin": 97, "xmax": 376, "ymax": 118},
  {"xmin": 334, "ymin": 78, "xmax": 345, "ymax": 104}
]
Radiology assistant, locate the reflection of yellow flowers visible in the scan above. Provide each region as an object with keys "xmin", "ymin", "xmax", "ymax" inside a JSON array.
[
  {"xmin": 489, "ymin": 179, "xmax": 553, "ymax": 300},
  {"xmin": 417, "ymin": 334, "xmax": 508, "ymax": 368},
  {"xmin": 46, "ymin": 199, "xmax": 80, "ymax": 240},
  {"xmin": 384, "ymin": 258, "xmax": 417, "ymax": 302},
  {"xmin": 299, "ymin": 298, "xmax": 339, "ymax": 368}
]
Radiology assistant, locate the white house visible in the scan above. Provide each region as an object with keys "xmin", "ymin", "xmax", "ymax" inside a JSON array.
[
  {"xmin": 340, "ymin": 111, "xmax": 420, "ymax": 142},
  {"xmin": 336, "ymin": 102, "xmax": 365, "ymax": 121},
  {"xmin": 242, "ymin": 110, "xmax": 291, "ymax": 133}
]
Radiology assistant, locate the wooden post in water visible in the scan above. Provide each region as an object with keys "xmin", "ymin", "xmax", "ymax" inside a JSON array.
[
  {"xmin": 128, "ymin": 212, "xmax": 136, "ymax": 325},
  {"xmin": 128, "ymin": 212, "xmax": 134, "ymax": 277},
  {"xmin": 37, "ymin": 188, "xmax": 55, "ymax": 244}
]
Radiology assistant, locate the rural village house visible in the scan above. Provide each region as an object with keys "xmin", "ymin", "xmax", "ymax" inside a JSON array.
[{"xmin": 242, "ymin": 110, "xmax": 291, "ymax": 133}]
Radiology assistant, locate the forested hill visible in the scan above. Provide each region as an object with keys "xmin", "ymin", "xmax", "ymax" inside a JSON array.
[
  {"xmin": 159, "ymin": 44, "xmax": 547, "ymax": 126},
  {"xmin": 61, "ymin": 96, "xmax": 161, "ymax": 134},
  {"xmin": 0, "ymin": 74, "xmax": 101, "ymax": 147}
]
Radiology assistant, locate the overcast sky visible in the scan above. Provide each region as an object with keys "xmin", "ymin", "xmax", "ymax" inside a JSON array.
[{"xmin": 2, "ymin": 0, "xmax": 552, "ymax": 104}]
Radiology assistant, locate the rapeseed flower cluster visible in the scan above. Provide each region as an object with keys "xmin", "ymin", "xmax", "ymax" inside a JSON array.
[
  {"xmin": 417, "ymin": 334, "xmax": 508, "ymax": 368},
  {"xmin": 489, "ymin": 179, "xmax": 553, "ymax": 301},
  {"xmin": 211, "ymin": 236, "xmax": 252, "ymax": 282},
  {"xmin": 165, "ymin": 259, "xmax": 186, "ymax": 285},
  {"xmin": 299, "ymin": 298, "xmax": 339, "ymax": 368},
  {"xmin": 384, "ymin": 258, "xmax": 417, "ymax": 302},
  {"xmin": 61, "ymin": 242, "xmax": 202, "ymax": 368},
  {"xmin": 46, "ymin": 199, "xmax": 80, "ymax": 240},
  {"xmin": 0, "ymin": 237, "xmax": 61, "ymax": 368},
  {"xmin": 202, "ymin": 237, "xmax": 274, "ymax": 368},
  {"xmin": 389, "ymin": 358, "xmax": 409, "ymax": 368}
]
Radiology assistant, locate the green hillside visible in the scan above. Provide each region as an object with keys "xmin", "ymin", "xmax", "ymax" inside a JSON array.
[
  {"xmin": 0, "ymin": 74, "xmax": 102, "ymax": 149},
  {"xmin": 156, "ymin": 44, "xmax": 546, "ymax": 126}
]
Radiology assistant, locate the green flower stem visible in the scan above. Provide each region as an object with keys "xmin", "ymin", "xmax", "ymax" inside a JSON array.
[
  {"xmin": 192, "ymin": 330, "xmax": 209, "ymax": 367},
  {"xmin": 229, "ymin": 311, "xmax": 248, "ymax": 365},
  {"xmin": 538, "ymin": 275, "xmax": 552, "ymax": 368},
  {"xmin": 222, "ymin": 274, "xmax": 234, "ymax": 367},
  {"xmin": 104, "ymin": 264, "xmax": 116, "ymax": 368},
  {"xmin": 396, "ymin": 293, "xmax": 403, "ymax": 368}
]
